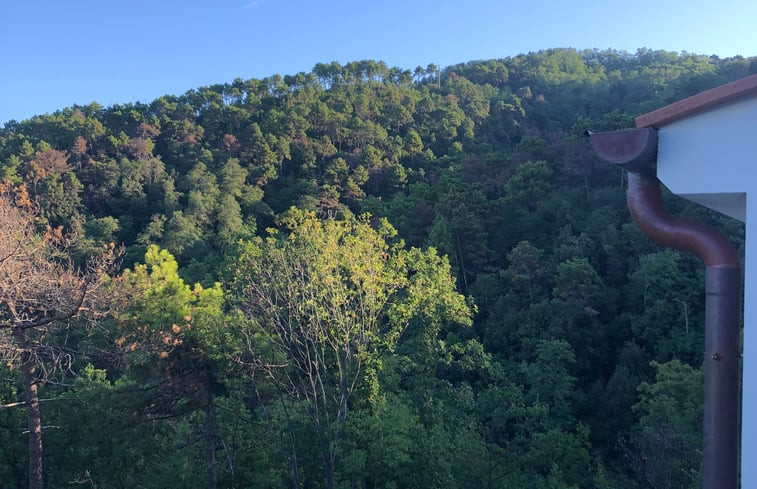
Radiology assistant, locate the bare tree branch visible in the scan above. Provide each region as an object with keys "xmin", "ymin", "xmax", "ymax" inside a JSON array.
[{"xmin": 0, "ymin": 180, "xmax": 120, "ymax": 489}]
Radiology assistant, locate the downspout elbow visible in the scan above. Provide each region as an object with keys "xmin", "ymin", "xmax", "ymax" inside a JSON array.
[{"xmin": 626, "ymin": 172, "xmax": 740, "ymax": 268}]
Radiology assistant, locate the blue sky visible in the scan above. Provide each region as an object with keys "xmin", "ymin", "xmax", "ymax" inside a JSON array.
[{"xmin": 1, "ymin": 0, "xmax": 755, "ymax": 124}]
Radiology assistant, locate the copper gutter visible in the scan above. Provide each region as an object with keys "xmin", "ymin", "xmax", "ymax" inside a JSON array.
[{"xmin": 590, "ymin": 128, "xmax": 741, "ymax": 489}]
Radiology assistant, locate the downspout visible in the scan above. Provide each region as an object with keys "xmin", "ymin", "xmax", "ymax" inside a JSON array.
[{"xmin": 589, "ymin": 128, "xmax": 741, "ymax": 489}]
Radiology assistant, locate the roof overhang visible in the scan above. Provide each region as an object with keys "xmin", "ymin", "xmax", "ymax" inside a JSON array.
[
  {"xmin": 635, "ymin": 76, "xmax": 757, "ymax": 222},
  {"xmin": 635, "ymin": 74, "xmax": 757, "ymax": 129}
]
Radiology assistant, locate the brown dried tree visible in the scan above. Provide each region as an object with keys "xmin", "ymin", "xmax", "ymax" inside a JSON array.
[
  {"xmin": 25, "ymin": 148, "xmax": 72, "ymax": 191},
  {"xmin": 0, "ymin": 180, "xmax": 117, "ymax": 489}
]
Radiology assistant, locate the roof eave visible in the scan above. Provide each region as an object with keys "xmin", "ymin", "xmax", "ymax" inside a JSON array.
[{"xmin": 635, "ymin": 74, "xmax": 757, "ymax": 129}]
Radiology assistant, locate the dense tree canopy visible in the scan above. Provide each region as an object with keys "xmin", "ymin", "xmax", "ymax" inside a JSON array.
[{"xmin": 0, "ymin": 47, "xmax": 752, "ymax": 488}]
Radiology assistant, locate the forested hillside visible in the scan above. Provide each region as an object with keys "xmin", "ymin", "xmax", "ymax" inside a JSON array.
[{"xmin": 1, "ymin": 48, "xmax": 754, "ymax": 488}]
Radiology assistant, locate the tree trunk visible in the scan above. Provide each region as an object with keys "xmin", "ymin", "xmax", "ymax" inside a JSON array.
[
  {"xmin": 15, "ymin": 327, "xmax": 43, "ymax": 489},
  {"xmin": 324, "ymin": 455, "xmax": 335, "ymax": 489},
  {"xmin": 205, "ymin": 374, "xmax": 218, "ymax": 489},
  {"xmin": 456, "ymin": 234, "xmax": 469, "ymax": 291},
  {"xmin": 279, "ymin": 398, "xmax": 301, "ymax": 489}
]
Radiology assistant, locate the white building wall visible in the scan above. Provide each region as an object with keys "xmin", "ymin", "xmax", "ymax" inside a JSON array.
[
  {"xmin": 744, "ymin": 195, "xmax": 756, "ymax": 486},
  {"xmin": 657, "ymin": 96, "xmax": 757, "ymax": 221}
]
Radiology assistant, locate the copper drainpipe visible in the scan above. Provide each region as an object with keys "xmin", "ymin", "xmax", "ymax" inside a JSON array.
[{"xmin": 589, "ymin": 128, "xmax": 741, "ymax": 489}]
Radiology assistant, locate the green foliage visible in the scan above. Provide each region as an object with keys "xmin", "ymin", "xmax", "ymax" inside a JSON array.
[
  {"xmin": 520, "ymin": 339, "xmax": 578, "ymax": 424},
  {"xmin": 625, "ymin": 360, "xmax": 704, "ymax": 489},
  {"xmin": 42, "ymin": 365, "xmax": 206, "ymax": 488},
  {"xmin": 627, "ymin": 250, "xmax": 703, "ymax": 362},
  {"xmin": 232, "ymin": 212, "xmax": 471, "ymax": 488}
]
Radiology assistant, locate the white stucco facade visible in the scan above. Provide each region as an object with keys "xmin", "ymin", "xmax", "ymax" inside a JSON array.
[
  {"xmin": 656, "ymin": 96, "xmax": 757, "ymax": 221},
  {"xmin": 653, "ymin": 94, "xmax": 757, "ymax": 486}
]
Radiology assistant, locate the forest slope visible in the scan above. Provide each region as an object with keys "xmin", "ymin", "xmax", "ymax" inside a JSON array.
[{"xmin": 1, "ymin": 48, "xmax": 754, "ymax": 488}]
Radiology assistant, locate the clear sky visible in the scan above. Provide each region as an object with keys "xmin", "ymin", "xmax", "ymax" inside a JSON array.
[{"xmin": 1, "ymin": 0, "xmax": 755, "ymax": 124}]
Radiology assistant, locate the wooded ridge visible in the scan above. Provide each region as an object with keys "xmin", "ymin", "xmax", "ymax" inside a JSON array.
[{"xmin": 1, "ymin": 48, "xmax": 754, "ymax": 488}]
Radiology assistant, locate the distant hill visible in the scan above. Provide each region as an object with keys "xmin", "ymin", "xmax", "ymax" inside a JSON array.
[{"xmin": 1, "ymin": 48, "xmax": 753, "ymax": 488}]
